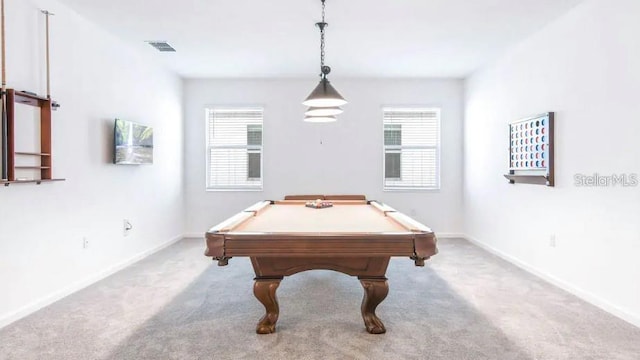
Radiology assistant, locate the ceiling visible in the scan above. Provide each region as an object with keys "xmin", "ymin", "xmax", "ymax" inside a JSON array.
[{"xmin": 57, "ymin": 0, "xmax": 584, "ymax": 79}]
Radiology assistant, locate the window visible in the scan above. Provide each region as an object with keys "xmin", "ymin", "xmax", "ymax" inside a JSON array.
[
  {"xmin": 206, "ymin": 108, "xmax": 263, "ymax": 190},
  {"xmin": 383, "ymin": 108, "xmax": 440, "ymax": 190}
]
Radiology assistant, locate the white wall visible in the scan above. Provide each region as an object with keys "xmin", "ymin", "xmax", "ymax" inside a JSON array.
[
  {"xmin": 464, "ymin": 0, "xmax": 640, "ymax": 327},
  {"xmin": 185, "ymin": 79, "xmax": 463, "ymax": 236},
  {"xmin": 0, "ymin": 0, "xmax": 184, "ymax": 327}
]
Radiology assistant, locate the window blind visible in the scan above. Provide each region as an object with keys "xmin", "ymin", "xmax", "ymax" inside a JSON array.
[
  {"xmin": 383, "ymin": 108, "xmax": 440, "ymax": 190},
  {"xmin": 206, "ymin": 108, "xmax": 263, "ymax": 190}
]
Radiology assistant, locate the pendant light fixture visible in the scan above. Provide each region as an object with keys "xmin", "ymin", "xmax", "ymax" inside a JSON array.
[
  {"xmin": 303, "ymin": 115, "xmax": 338, "ymax": 123},
  {"xmin": 305, "ymin": 106, "xmax": 343, "ymax": 116},
  {"xmin": 303, "ymin": 0, "xmax": 346, "ymax": 122}
]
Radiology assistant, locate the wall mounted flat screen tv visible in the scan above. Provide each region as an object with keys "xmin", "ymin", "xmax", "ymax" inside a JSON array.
[{"xmin": 113, "ymin": 119, "xmax": 153, "ymax": 164}]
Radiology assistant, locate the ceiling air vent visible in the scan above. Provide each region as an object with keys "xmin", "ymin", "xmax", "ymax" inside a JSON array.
[{"xmin": 146, "ymin": 41, "xmax": 176, "ymax": 52}]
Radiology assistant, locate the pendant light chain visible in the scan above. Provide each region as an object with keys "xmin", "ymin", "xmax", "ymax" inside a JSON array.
[{"xmin": 320, "ymin": 0, "xmax": 326, "ymax": 78}]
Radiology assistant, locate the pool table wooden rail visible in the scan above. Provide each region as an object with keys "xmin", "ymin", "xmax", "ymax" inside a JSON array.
[
  {"xmin": 283, "ymin": 194, "xmax": 367, "ymax": 200},
  {"xmin": 205, "ymin": 200, "xmax": 437, "ymax": 266}
]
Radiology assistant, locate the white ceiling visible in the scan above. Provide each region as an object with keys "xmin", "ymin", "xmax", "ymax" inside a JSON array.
[{"xmin": 57, "ymin": 0, "xmax": 584, "ymax": 79}]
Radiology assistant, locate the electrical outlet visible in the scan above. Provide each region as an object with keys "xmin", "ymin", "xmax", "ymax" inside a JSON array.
[
  {"xmin": 549, "ymin": 234, "xmax": 557, "ymax": 248},
  {"xmin": 82, "ymin": 237, "xmax": 89, "ymax": 249},
  {"xmin": 123, "ymin": 219, "xmax": 133, "ymax": 236}
]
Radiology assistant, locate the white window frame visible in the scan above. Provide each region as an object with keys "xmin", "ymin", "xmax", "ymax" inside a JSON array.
[
  {"xmin": 205, "ymin": 107, "xmax": 264, "ymax": 192},
  {"xmin": 382, "ymin": 107, "xmax": 441, "ymax": 191}
]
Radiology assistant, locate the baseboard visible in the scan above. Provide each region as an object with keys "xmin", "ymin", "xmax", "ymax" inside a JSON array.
[
  {"xmin": 0, "ymin": 234, "xmax": 184, "ymax": 330},
  {"xmin": 435, "ymin": 233, "xmax": 465, "ymax": 239},
  {"xmin": 183, "ymin": 232, "xmax": 205, "ymax": 239},
  {"xmin": 463, "ymin": 234, "xmax": 640, "ymax": 329}
]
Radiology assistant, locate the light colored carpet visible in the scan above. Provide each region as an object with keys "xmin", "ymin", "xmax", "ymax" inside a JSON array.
[{"xmin": 1, "ymin": 238, "xmax": 639, "ymax": 360}]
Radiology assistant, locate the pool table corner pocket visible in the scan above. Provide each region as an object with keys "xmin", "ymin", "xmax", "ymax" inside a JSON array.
[{"xmin": 205, "ymin": 232, "xmax": 226, "ymax": 264}]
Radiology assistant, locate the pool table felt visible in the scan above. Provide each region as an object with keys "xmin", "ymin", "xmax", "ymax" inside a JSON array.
[{"xmin": 233, "ymin": 203, "xmax": 407, "ymax": 234}]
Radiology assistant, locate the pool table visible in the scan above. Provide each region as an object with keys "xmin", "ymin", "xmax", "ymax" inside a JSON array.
[{"xmin": 205, "ymin": 199, "xmax": 438, "ymax": 334}]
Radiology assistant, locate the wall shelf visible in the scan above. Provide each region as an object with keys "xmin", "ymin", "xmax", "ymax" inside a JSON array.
[
  {"xmin": 15, "ymin": 166, "xmax": 51, "ymax": 169},
  {"xmin": 1, "ymin": 89, "xmax": 64, "ymax": 186},
  {"xmin": 15, "ymin": 152, "xmax": 51, "ymax": 156},
  {"xmin": 503, "ymin": 174, "xmax": 551, "ymax": 186},
  {"xmin": 1, "ymin": 178, "xmax": 65, "ymax": 187}
]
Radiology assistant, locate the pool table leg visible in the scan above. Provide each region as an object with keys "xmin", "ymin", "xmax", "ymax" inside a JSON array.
[
  {"xmin": 253, "ymin": 277, "xmax": 282, "ymax": 334},
  {"xmin": 359, "ymin": 277, "xmax": 389, "ymax": 334}
]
